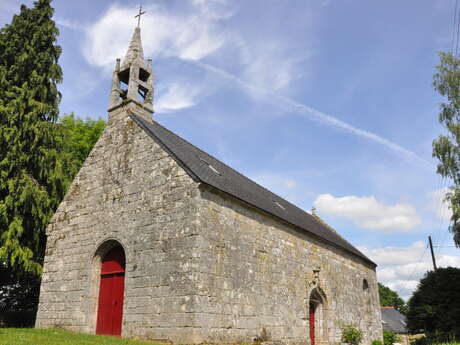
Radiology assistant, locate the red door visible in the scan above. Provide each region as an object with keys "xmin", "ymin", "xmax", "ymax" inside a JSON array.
[
  {"xmin": 309, "ymin": 303, "xmax": 315, "ymax": 345},
  {"xmin": 96, "ymin": 246, "xmax": 125, "ymax": 336}
]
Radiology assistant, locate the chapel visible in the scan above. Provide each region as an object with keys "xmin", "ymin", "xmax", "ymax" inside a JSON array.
[{"xmin": 36, "ymin": 25, "xmax": 383, "ymax": 345}]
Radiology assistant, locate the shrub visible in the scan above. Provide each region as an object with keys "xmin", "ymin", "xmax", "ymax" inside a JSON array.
[
  {"xmin": 383, "ymin": 330, "xmax": 400, "ymax": 345},
  {"xmin": 341, "ymin": 325, "xmax": 363, "ymax": 345},
  {"xmin": 372, "ymin": 340, "xmax": 384, "ymax": 345}
]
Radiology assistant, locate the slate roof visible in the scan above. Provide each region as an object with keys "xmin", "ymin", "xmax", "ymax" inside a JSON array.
[
  {"xmin": 381, "ymin": 307, "xmax": 408, "ymax": 334},
  {"xmin": 131, "ymin": 113, "xmax": 375, "ymax": 266}
]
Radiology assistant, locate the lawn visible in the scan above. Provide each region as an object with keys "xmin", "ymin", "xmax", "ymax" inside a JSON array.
[{"xmin": 0, "ymin": 328, "xmax": 165, "ymax": 345}]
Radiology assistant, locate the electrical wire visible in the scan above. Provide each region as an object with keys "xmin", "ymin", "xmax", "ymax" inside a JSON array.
[{"xmin": 452, "ymin": 0, "xmax": 459, "ymax": 55}]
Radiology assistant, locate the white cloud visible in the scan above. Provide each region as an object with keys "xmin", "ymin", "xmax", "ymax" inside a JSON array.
[
  {"xmin": 56, "ymin": 18, "xmax": 84, "ymax": 31},
  {"xmin": 359, "ymin": 241, "xmax": 460, "ymax": 300},
  {"xmin": 191, "ymin": 0, "xmax": 237, "ymax": 20},
  {"xmin": 313, "ymin": 193, "xmax": 421, "ymax": 232},
  {"xmin": 83, "ymin": 2, "xmax": 227, "ymax": 69},
  {"xmin": 429, "ymin": 187, "xmax": 452, "ymax": 221},
  {"xmin": 156, "ymin": 82, "xmax": 203, "ymax": 113},
  {"xmin": 242, "ymin": 43, "xmax": 306, "ymax": 91}
]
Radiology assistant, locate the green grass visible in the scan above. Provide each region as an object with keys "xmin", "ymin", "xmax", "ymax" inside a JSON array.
[{"xmin": 0, "ymin": 328, "xmax": 166, "ymax": 345}]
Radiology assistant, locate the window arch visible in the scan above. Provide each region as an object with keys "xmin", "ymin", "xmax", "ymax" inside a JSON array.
[{"xmin": 363, "ymin": 278, "xmax": 369, "ymax": 290}]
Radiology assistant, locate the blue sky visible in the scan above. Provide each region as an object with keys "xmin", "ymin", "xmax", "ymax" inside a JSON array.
[{"xmin": 1, "ymin": 0, "xmax": 459, "ymax": 300}]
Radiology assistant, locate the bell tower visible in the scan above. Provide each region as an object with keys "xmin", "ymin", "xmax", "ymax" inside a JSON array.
[{"xmin": 108, "ymin": 24, "xmax": 154, "ymax": 123}]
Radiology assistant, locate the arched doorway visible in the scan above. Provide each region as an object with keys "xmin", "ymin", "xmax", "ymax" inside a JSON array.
[
  {"xmin": 96, "ymin": 245, "xmax": 126, "ymax": 336},
  {"xmin": 308, "ymin": 287, "xmax": 327, "ymax": 345}
]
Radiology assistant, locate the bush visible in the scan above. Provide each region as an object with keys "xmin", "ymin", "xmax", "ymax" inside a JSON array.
[
  {"xmin": 341, "ymin": 325, "xmax": 363, "ymax": 345},
  {"xmin": 383, "ymin": 330, "xmax": 400, "ymax": 345},
  {"xmin": 372, "ymin": 340, "xmax": 384, "ymax": 345}
]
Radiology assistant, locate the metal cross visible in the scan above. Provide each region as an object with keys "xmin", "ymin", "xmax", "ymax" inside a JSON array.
[{"xmin": 135, "ymin": 5, "xmax": 146, "ymax": 28}]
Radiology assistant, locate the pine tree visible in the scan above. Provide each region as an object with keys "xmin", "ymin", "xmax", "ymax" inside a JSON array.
[{"xmin": 0, "ymin": 0, "xmax": 64, "ymax": 281}]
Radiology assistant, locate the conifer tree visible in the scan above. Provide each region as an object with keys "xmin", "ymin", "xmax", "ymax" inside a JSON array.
[{"xmin": 0, "ymin": 0, "xmax": 63, "ymax": 282}]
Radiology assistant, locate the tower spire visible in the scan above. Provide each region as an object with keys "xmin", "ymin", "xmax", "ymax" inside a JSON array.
[
  {"xmin": 122, "ymin": 27, "xmax": 144, "ymax": 68},
  {"xmin": 108, "ymin": 13, "xmax": 154, "ymax": 123}
]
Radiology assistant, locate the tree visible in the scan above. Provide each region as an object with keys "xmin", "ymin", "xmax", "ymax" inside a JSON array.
[
  {"xmin": 59, "ymin": 114, "xmax": 106, "ymax": 177},
  {"xmin": 406, "ymin": 267, "xmax": 460, "ymax": 340},
  {"xmin": 0, "ymin": 1, "xmax": 107, "ymax": 315},
  {"xmin": 0, "ymin": 0, "xmax": 63, "ymax": 310},
  {"xmin": 432, "ymin": 52, "xmax": 460, "ymax": 247},
  {"xmin": 0, "ymin": 114, "xmax": 105, "ymax": 313},
  {"xmin": 378, "ymin": 283, "xmax": 407, "ymax": 314}
]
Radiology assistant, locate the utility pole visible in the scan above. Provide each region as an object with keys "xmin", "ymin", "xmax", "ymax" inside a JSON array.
[{"xmin": 428, "ymin": 236, "xmax": 437, "ymax": 271}]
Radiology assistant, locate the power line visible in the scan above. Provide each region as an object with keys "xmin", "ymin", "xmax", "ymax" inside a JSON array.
[
  {"xmin": 456, "ymin": 0, "xmax": 460, "ymax": 57},
  {"xmin": 452, "ymin": 0, "xmax": 459, "ymax": 55},
  {"xmin": 401, "ymin": 244, "xmax": 428, "ymax": 295}
]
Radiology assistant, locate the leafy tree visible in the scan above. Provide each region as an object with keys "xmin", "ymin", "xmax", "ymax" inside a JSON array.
[
  {"xmin": 432, "ymin": 52, "xmax": 460, "ymax": 247},
  {"xmin": 59, "ymin": 113, "xmax": 106, "ymax": 178},
  {"xmin": 378, "ymin": 283, "xmax": 407, "ymax": 314},
  {"xmin": 406, "ymin": 267, "xmax": 460, "ymax": 340}
]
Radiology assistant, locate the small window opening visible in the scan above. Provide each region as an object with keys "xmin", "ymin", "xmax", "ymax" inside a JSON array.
[
  {"xmin": 363, "ymin": 279, "xmax": 369, "ymax": 290},
  {"xmin": 118, "ymin": 69, "xmax": 130, "ymax": 100},
  {"xmin": 199, "ymin": 158, "xmax": 221, "ymax": 176},
  {"xmin": 137, "ymin": 85, "xmax": 148, "ymax": 103},
  {"xmin": 273, "ymin": 200, "xmax": 285, "ymax": 210},
  {"xmin": 139, "ymin": 68, "xmax": 150, "ymax": 82}
]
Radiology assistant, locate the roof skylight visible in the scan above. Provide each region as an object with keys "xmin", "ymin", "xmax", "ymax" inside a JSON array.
[
  {"xmin": 199, "ymin": 158, "xmax": 221, "ymax": 176},
  {"xmin": 273, "ymin": 200, "xmax": 285, "ymax": 210}
]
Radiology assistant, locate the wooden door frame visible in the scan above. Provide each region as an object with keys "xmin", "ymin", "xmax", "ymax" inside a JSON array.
[{"xmin": 96, "ymin": 245, "xmax": 126, "ymax": 336}]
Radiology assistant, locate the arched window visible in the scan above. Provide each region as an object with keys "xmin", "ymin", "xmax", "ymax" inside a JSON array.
[{"xmin": 363, "ymin": 279, "xmax": 369, "ymax": 290}]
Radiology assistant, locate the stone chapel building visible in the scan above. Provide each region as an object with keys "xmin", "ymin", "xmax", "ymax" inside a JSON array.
[{"xmin": 36, "ymin": 26, "xmax": 383, "ymax": 344}]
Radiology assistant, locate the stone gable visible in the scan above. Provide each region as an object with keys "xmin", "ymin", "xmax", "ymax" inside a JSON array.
[{"xmin": 36, "ymin": 106, "xmax": 203, "ymax": 342}]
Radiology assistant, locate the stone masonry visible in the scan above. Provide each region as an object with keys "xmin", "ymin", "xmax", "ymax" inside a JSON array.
[{"xmin": 36, "ymin": 26, "xmax": 383, "ymax": 344}]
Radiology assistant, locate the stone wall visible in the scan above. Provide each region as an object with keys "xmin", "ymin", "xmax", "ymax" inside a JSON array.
[
  {"xmin": 36, "ymin": 104, "xmax": 202, "ymax": 342},
  {"xmin": 189, "ymin": 186, "xmax": 383, "ymax": 345}
]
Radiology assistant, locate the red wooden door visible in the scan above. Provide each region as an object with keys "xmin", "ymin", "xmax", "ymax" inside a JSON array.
[
  {"xmin": 309, "ymin": 303, "xmax": 315, "ymax": 345},
  {"xmin": 96, "ymin": 246, "xmax": 125, "ymax": 336}
]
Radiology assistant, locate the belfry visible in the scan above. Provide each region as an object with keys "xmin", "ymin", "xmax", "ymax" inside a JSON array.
[
  {"xmin": 36, "ymin": 18, "xmax": 383, "ymax": 345},
  {"xmin": 108, "ymin": 26, "xmax": 153, "ymax": 123}
]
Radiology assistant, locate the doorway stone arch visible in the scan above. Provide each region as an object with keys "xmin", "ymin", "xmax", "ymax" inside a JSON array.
[
  {"xmin": 88, "ymin": 239, "xmax": 127, "ymax": 335},
  {"xmin": 307, "ymin": 285, "xmax": 329, "ymax": 345}
]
